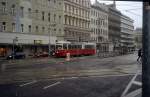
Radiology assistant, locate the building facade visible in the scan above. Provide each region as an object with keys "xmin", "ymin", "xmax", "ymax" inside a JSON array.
[
  {"xmin": 63, "ymin": 0, "xmax": 91, "ymax": 42},
  {"xmin": 0, "ymin": 0, "xmax": 62, "ymax": 57},
  {"xmin": 134, "ymin": 28, "xmax": 142, "ymax": 50},
  {"xmin": 90, "ymin": 1, "xmax": 109, "ymax": 52},
  {"xmin": 31, "ymin": 0, "xmax": 64, "ymax": 40},
  {"xmin": 108, "ymin": 3, "xmax": 121, "ymax": 52},
  {"xmin": 120, "ymin": 14, "xmax": 135, "ymax": 54}
]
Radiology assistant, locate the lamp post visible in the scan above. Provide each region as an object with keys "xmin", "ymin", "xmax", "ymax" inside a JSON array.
[
  {"xmin": 12, "ymin": 37, "xmax": 18, "ymax": 60},
  {"xmin": 48, "ymin": 27, "xmax": 51, "ymax": 57},
  {"xmin": 48, "ymin": 23, "xmax": 56, "ymax": 57}
]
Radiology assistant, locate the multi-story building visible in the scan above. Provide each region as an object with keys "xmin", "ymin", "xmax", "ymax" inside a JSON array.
[
  {"xmin": 120, "ymin": 14, "xmax": 135, "ymax": 53},
  {"xmin": 63, "ymin": 0, "xmax": 91, "ymax": 42},
  {"xmin": 108, "ymin": 3, "xmax": 122, "ymax": 52},
  {"xmin": 0, "ymin": 0, "xmax": 64, "ymax": 57},
  {"xmin": 120, "ymin": 14, "xmax": 135, "ymax": 54},
  {"xmin": 90, "ymin": 1, "xmax": 109, "ymax": 52},
  {"xmin": 134, "ymin": 28, "xmax": 142, "ymax": 50},
  {"xmin": 31, "ymin": 0, "xmax": 64, "ymax": 40}
]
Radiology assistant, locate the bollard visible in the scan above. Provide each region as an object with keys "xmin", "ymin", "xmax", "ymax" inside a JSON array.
[
  {"xmin": 1, "ymin": 64, "xmax": 6, "ymax": 72},
  {"xmin": 66, "ymin": 53, "xmax": 70, "ymax": 61}
]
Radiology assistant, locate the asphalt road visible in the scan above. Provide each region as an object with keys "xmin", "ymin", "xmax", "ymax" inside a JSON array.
[
  {"xmin": 0, "ymin": 54, "xmax": 142, "ymax": 97},
  {"xmin": 0, "ymin": 54, "xmax": 139, "ymax": 84},
  {"xmin": 0, "ymin": 74, "xmax": 140, "ymax": 97}
]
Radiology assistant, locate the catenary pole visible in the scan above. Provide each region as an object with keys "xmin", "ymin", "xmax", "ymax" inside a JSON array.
[
  {"xmin": 48, "ymin": 24, "xmax": 51, "ymax": 57},
  {"xmin": 142, "ymin": 2, "xmax": 150, "ymax": 97}
]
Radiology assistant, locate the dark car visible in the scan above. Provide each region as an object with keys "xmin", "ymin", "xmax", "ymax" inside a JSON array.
[{"xmin": 6, "ymin": 52, "xmax": 26, "ymax": 60}]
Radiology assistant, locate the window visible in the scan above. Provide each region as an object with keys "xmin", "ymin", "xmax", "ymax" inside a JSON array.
[
  {"xmin": 54, "ymin": 14, "xmax": 56, "ymax": 22},
  {"xmin": 69, "ymin": 18, "xmax": 71, "ymax": 25},
  {"xmin": 65, "ymin": 4, "xmax": 67, "ymax": 12},
  {"xmin": 72, "ymin": 19, "xmax": 74, "ymax": 26},
  {"xmin": 48, "ymin": 13, "xmax": 50, "ymax": 22},
  {"xmin": 28, "ymin": 8, "xmax": 31, "ymax": 18},
  {"xmin": 2, "ymin": 2, "xmax": 6, "ymax": 13},
  {"xmin": 76, "ymin": 19, "xmax": 78, "ymax": 26},
  {"xmin": 59, "ymin": 2, "xmax": 61, "ymax": 5},
  {"xmin": 2, "ymin": 22, "xmax": 6, "ymax": 31},
  {"xmin": 42, "ymin": 11, "xmax": 45, "ymax": 21},
  {"xmin": 20, "ymin": 6, "xmax": 24, "ymax": 17},
  {"xmin": 54, "ymin": 0, "xmax": 56, "ymax": 3},
  {"xmin": 21, "ymin": 24, "xmax": 24, "ymax": 32},
  {"xmin": 35, "ymin": 10, "xmax": 38, "ymax": 19},
  {"xmin": 73, "ymin": 7, "xmax": 75, "ymax": 14},
  {"xmin": 59, "ymin": 29, "xmax": 61, "ymax": 33},
  {"xmin": 35, "ymin": 26, "xmax": 38, "ymax": 33},
  {"xmin": 28, "ymin": 25, "xmax": 31, "ymax": 33},
  {"xmin": 65, "ymin": 17, "xmax": 67, "ymax": 24},
  {"xmin": 76, "ymin": 8, "xmax": 78, "ymax": 15},
  {"xmin": 48, "ymin": 0, "xmax": 50, "ymax": 5},
  {"xmin": 12, "ymin": 23, "xmax": 16, "ymax": 32},
  {"xmin": 11, "ymin": 5, "xmax": 15, "ymax": 16},
  {"xmin": 42, "ymin": 27, "xmax": 45, "ymax": 32},
  {"xmin": 59, "ymin": 16, "xmax": 61, "ymax": 23}
]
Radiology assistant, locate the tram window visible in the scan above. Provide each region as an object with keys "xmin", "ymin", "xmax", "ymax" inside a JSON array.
[
  {"xmin": 68, "ymin": 44, "xmax": 72, "ymax": 49},
  {"xmin": 71, "ymin": 45, "xmax": 75, "ymax": 49},
  {"xmin": 74, "ymin": 45, "xmax": 77, "ymax": 49},
  {"xmin": 63, "ymin": 44, "xmax": 67, "ymax": 49},
  {"xmin": 79, "ymin": 45, "xmax": 82, "ymax": 49},
  {"xmin": 85, "ymin": 45, "xmax": 94, "ymax": 49},
  {"xmin": 56, "ymin": 45, "xmax": 62, "ymax": 50}
]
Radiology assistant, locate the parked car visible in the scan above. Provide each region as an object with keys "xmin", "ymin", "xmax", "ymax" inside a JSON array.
[
  {"xmin": 33, "ymin": 52, "xmax": 49, "ymax": 58},
  {"xmin": 6, "ymin": 52, "xmax": 26, "ymax": 60}
]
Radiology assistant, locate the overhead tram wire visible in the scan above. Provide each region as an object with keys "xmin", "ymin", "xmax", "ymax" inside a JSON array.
[
  {"xmin": 123, "ymin": 10, "xmax": 142, "ymax": 17},
  {"xmin": 119, "ymin": 8, "xmax": 142, "ymax": 11}
]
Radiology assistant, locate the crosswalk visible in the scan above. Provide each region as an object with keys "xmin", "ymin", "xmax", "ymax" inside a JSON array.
[{"xmin": 121, "ymin": 70, "xmax": 142, "ymax": 97}]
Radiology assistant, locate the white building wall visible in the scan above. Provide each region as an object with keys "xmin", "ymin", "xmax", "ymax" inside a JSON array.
[
  {"xmin": 19, "ymin": 0, "xmax": 32, "ymax": 33},
  {"xmin": 0, "ymin": 32, "xmax": 57, "ymax": 44}
]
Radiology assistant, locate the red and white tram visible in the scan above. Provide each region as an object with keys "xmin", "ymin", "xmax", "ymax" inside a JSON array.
[{"xmin": 53, "ymin": 41, "xmax": 96, "ymax": 57}]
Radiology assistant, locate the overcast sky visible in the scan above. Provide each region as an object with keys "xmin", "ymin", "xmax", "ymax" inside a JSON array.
[{"xmin": 90, "ymin": 0, "xmax": 143, "ymax": 29}]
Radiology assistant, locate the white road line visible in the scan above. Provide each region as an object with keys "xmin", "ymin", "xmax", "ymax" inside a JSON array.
[
  {"xmin": 19, "ymin": 80, "xmax": 37, "ymax": 87},
  {"xmin": 86, "ymin": 74, "xmax": 136, "ymax": 78},
  {"xmin": 48, "ymin": 74, "xmax": 137, "ymax": 81},
  {"xmin": 71, "ymin": 77, "xmax": 79, "ymax": 79},
  {"xmin": 64, "ymin": 77, "xmax": 79, "ymax": 80},
  {"xmin": 121, "ymin": 71, "xmax": 140, "ymax": 97},
  {"xmin": 43, "ymin": 82, "xmax": 61, "ymax": 89},
  {"xmin": 133, "ymin": 81, "xmax": 142, "ymax": 86}
]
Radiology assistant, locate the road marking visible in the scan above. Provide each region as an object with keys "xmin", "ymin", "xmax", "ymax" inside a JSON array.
[
  {"xmin": 86, "ymin": 73, "xmax": 136, "ymax": 78},
  {"xmin": 19, "ymin": 80, "xmax": 37, "ymax": 87},
  {"xmin": 133, "ymin": 81, "xmax": 142, "ymax": 86},
  {"xmin": 48, "ymin": 74, "xmax": 137, "ymax": 81},
  {"xmin": 63, "ymin": 77, "xmax": 79, "ymax": 80},
  {"xmin": 43, "ymin": 82, "xmax": 61, "ymax": 89},
  {"xmin": 121, "ymin": 71, "xmax": 141, "ymax": 97}
]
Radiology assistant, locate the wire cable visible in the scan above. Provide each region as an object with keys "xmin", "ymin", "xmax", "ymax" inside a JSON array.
[{"xmin": 124, "ymin": 10, "xmax": 142, "ymax": 17}]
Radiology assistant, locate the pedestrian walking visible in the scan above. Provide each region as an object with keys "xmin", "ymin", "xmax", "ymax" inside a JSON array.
[{"xmin": 137, "ymin": 48, "xmax": 142, "ymax": 62}]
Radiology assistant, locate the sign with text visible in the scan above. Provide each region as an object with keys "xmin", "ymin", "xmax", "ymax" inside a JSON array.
[{"xmin": 34, "ymin": 40, "xmax": 42, "ymax": 44}]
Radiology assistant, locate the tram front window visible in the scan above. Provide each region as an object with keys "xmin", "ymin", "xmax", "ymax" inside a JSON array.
[
  {"xmin": 63, "ymin": 44, "xmax": 67, "ymax": 49},
  {"xmin": 56, "ymin": 45, "xmax": 62, "ymax": 50}
]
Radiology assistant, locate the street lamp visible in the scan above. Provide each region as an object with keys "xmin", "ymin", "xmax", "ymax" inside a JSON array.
[
  {"xmin": 13, "ymin": 37, "xmax": 18, "ymax": 60},
  {"xmin": 48, "ymin": 23, "xmax": 56, "ymax": 57}
]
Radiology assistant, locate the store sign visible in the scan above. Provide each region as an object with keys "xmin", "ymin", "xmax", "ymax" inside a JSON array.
[{"xmin": 34, "ymin": 40, "xmax": 42, "ymax": 44}]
